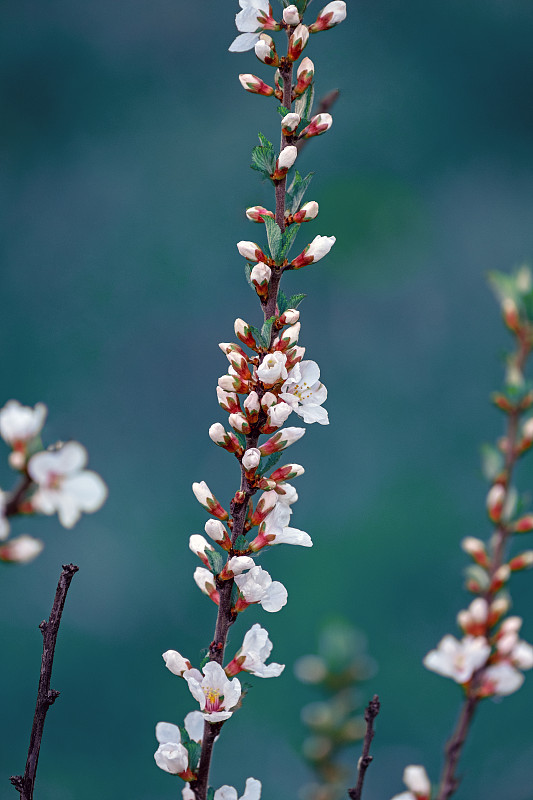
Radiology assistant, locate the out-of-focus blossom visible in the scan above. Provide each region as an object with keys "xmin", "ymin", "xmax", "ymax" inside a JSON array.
[
  {"xmin": 480, "ymin": 661, "xmax": 525, "ymax": 697},
  {"xmin": 184, "ymin": 661, "xmax": 241, "ymax": 722},
  {"xmin": 214, "ymin": 778, "xmax": 262, "ymax": 800},
  {"xmin": 28, "ymin": 442, "xmax": 107, "ymax": 529},
  {"xmin": 423, "ymin": 635, "xmax": 490, "ymax": 684},
  {"xmin": 0, "ymin": 491, "xmax": 10, "ymax": 541},
  {"xmin": 390, "ymin": 764, "xmax": 431, "ymax": 800},
  {"xmin": 0, "ymin": 534, "xmax": 44, "ymax": 563},
  {"xmin": 0, "ymin": 401, "xmax": 47, "ymax": 469}
]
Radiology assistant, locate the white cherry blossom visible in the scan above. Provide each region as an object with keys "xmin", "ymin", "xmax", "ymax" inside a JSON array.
[
  {"xmin": 0, "ymin": 534, "xmax": 44, "ymax": 563},
  {"xmin": 423, "ymin": 635, "xmax": 490, "ymax": 684},
  {"xmin": 0, "ymin": 400, "xmax": 47, "ymax": 447},
  {"xmin": 230, "ymin": 0, "xmax": 275, "ymax": 52},
  {"xmin": 154, "ymin": 722, "xmax": 189, "ymax": 775},
  {"xmin": 481, "ymin": 661, "xmax": 524, "ymax": 696},
  {"xmin": 257, "ymin": 352, "xmax": 288, "ymax": 385},
  {"xmin": 250, "ymin": 499, "xmax": 312, "ymax": 550},
  {"xmin": 226, "ymin": 623, "xmax": 285, "ymax": 678},
  {"xmin": 280, "ymin": 360, "xmax": 329, "ymax": 424},
  {"xmin": 391, "ymin": 764, "xmax": 431, "ymax": 800},
  {"xmin": 28, "ymin": 442, "xmax": 107, "ymax": 529},
  {"xmin": 214, "ymin": 778, "xmax": 262, "ymax": 800},
  {"xmin": 184, "ymin": 661, "xmax": 241, "ymax": 722},
  {"xmin": 234, "ymin": 565, "xmax": 288, "ymax": 612},
  {"xmin": 162, "ymin": 650, "xmax": 192, "ymax": 676}
]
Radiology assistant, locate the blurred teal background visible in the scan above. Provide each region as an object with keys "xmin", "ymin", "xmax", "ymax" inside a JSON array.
[{"xmin": 2, "ymin": 0, "xmax": 533, "ymax": 797}]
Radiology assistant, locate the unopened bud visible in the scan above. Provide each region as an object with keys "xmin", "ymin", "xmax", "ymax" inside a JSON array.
[
  {"xmin": 299, "ymin": 113, "xmax": 333, "ymax": 139},
  {"xmin": 255, "ymin": 35, "xmax": 279, "ymax": 66},
  {"xmin": 291, "ymin": 235, "xmax": 336, "ymax": 269},
  {"xmin": 162, "ymin": 650, "xmax": 192, "ymax": 677},
  {"xmin": 281, "ymin": 112, "xmax": 301, "ymax": 135},
  {"xmin": 251, "ymin": 490, "xmax": 278, "ymax": 525},
  {"xmin": 216, "ymin": 387, "xmax": 241, "ymax": 413},
  {"xmin": 250, "ymin": 262, "xmax": 272, "ymax": 298},
  {"xmin": 272, "ymin": 145, "xmax": 298, "ymax": 180},
  {"xmin": 189, "ymin": 534, "xmax": 214, "ymax": 567},
  {"xmin": 491, "ymin": 563, "xmax": 511, "ymax": 592},
  {"xmin": 246, "ymin": 206, "xmax": 274, "ymax": 223},
  {"xmin": 205, "ymin": 519, "xmax": 229, "ymax": 544},
  {"xmin": 461, "ymin": 536, "xmax": 489, "ymax": 568},
  {"xmin": 288, "ymin": 23, "xmax": 309, "ymax": 61},
  {"xmin": 502, "ymin": 297, "xmax": 521, "ymax": 332},
  {"xmin": 283, "ymin": 4, "xmax": 300, "ymax": 25},
  {"xmin": 279, "ymin": 308, "xmax": 300, "ymax": 326},
  {"xmin": 486, "ymin": 484, "xmax": 506, "ymax": 523},
  {"xmin": 509, "ymin": 550, "xmax": 533, "ymax": 571},
  {"xmin": 292, "ymin": 201, "xmax": 319, "ymax": 223},
  {"xmin": 228, "ymin": 412, "xmax": 251, "ymax": 434},
  {"xmin": 294, "ymin": 57, "xmax": 314, "ymax": 96},
  {"xmin": 237, "ymin": 241, "xmax": 266, "ymax": 262},
  {"xmin": 234, "ymin": 318, "xmax": 257, "ymax": 350},
  {"xmin": 259, "ymin": 426, "xmax": 306, "ymax": 455},
  {"xmin": 0, "ymin": 534, "xmax": 43, "ymax": 563},
  {"xmin": 244, "ymin": 392, "xmax": 261, "ymax": 420},
  {"xmin": 261, "ymin": 392, "xmax": 277, "ymax": 410},
  {"xmin": 242, "ymin": 447, "xmax": 261, "ymax": 471},
  {"xmin": 269, "ymin": 463, "xmax": 305, "ymax": 483},
  {"xmin": 238, "ymin": 73, "xmax": 275, "ymax": 96},
  {"xmin": 513, "ymin": 514, "xmax": 533, "ymax": 533},
  {"xmin": 308, "ymin": 1, "xmax": 347, "ymax": 33},
  {"xmin": 192, "ymin": 481, "xmax": 229, "ymax": 521}
]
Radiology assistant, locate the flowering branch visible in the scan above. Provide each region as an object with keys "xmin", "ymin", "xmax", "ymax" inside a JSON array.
[
  {"xmin": 348, "ymin": 695, "xmax": 380, "ymax": 800},
  {"xmin": 10, "ymin": 563, "xmax": 79, "ymax": 800}
]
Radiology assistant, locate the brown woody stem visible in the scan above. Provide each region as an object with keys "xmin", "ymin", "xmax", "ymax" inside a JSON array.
[{"xmin": 348, "ymin": 695, "xmax": 380, "ymax": 800}]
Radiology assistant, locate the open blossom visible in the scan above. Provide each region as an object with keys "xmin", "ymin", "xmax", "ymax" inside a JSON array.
[
  {"xmin": 257, "ymin": 352, "xmax": 288, "ymax": 385},
  {"xmin": 0, "ymin": 400, "xmax": 47, "ymax": 452},
  {"xmin": 184, "ymin": 661, "xmax": 241, "ymax": 722},
  {"xmin": 234, "ymin": 565, "xmax": 288, "ymax": 612},
  {"xmin": 391, "ymin": 765, "xmax": 431, "ymax": 800},
  {"xmin": 213, "ymin": 778, "xmax": 262, "ymax": 800},
  {"xmin": 250, "ymin": 499, "xmax": 312, "ymax": 551},
  {"xmin": 154, "ymin": 722, "xmax": 190, "ymax": 776},
  {"xmin": 226, "ymin": 624, "xmax": 285, "ymax": 678},
  {"xmin": 280, "ymin": 360, "xmax": 329, "ymax": 424},
  {"xmin": 480, "ymin": 662, "xmax": 525, "ymax": 697},
  {"xmin": 423, "ymin": 634, "xmax": 490, "ymax": 684},
  {"xmin": 229, "ymin": 0, "xmax": 280, "ymax": 52},
  {"xmin": 28, "ymin": 441, "xmax": 107, "ymax": 529},
  {"xmin": 0, "ymin": 534, "xmax": 44, "ymax": 563}
]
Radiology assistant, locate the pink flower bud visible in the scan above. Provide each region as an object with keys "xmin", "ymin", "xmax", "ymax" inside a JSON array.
[
  {"xmin": 238, "ymin": 73, "xmax": 275, "ymax": 96},
  {"xmin": 246, "ymin": 206, "xmax": 274, "ymax": 223},
  {"xmin": 294, "ymin": 57, "xmax": 314, "ymax": 96},
  {"xmin": 189, "ymin": 534, "xmax": 214, "ymax": 568},
  {"xmin": 488, "ymin": 596, "xmax": 510, "ymax": 625},
  {"xmin": 237, "ymin": 241, "xmax": 266, "ymax": 262},
  {"xmin": 513, "ymin": 514, "xmax": 533, "ymax": 533},
  {"xmin": 283, "ymin": 5, "xmax": 300, "ymax": 25},
  {"xmin": 288, "ymin": 24, "xmax": 309, "ymax": 61},
  {"xmin": 291, "ymin": 235, "xmax": 336, "ymax": 269},
  {"xmin": 259, "ymin": 426, "xmax": 306, "ymax": 455},
  {"xmin": 274, "ymin": 322, "xmax": 300, "ymax": 351},
  {"xmin": 461, "ymin": 536, "xmax": 489, "ymax": 568},
  {"xmin": 509, "ymin": 550, "xmax": 533, "ymax": 571},
  {"xmin": 292, "ymin": 201, "xmax": 319, "ymax": 223},
  {"xmin": 267, "ymin": 401, "xmax": 293, "ymax": 429},
  {"xmin": 205, "ymin": 519, "xmax": 231, "ymax": 547},
  {"xmin": 192, "ymin": 481, "xmax": 229, "ymax": 521},
  {"xmin": 490, "ymin": 564, "xmax": 511, "ymax": 592},
  {"xmin": 229, "ymin": 412, "xmax": 251, "ymax": 435},
  {"xmin": 281, "ymin": 113, "xmax": 301, "ymax": 135},
  {"xmin": 261, "ymin": 392, "xmax": 277, "ymax": 410},
  {"xmin": 279, "ymin": 308, "xmax": 300, "ymax": 325},
  {"xmin": 486, "ymin": 483, "xmax": 506, "ymax": 523},
  {"xmin": 299, "ymin": 113, "xmax": 333, "ymax": 139},
  {"xmin": 308, "ymin": 1, "xmax": 347, "ymax": 33},
  {"xmin": 234, "ymin": 318, "xmax": 258, "ymax": 351},
  {"xmin": 242, "ymin": 447, "xmax": 262, "ymax": 471},
  {"xmin": 193, "ymin": 566, "xmax": 219, "ymax": 604},
  {"xmin": 271, "ymin": 145, "xmax": 298, "ymax": 180},
  {"xmin": 162, "ymin": 650, "xmax": 192, "ymax": 677},
  {"xmin": 244, "ymin": 392, "xmax": 261, "ymax": 421},
  {"xmin": 250, "ymin": 262, "xmax": 272, "ymax": 298},
  {"xmin": 0, "ymin": 534, "xmax": 43, "ymax": 563},
  {"xmin": 255, "ymin": 35, "xmax": 279, "ymax": 66},
  {"xmin": 251, "ymin": 490, "xmax": 278, "ymax": 525},
  {"xmin": 216, "ymin": 387, "xmax": 241, "ymax": 414},
  {"xmin": 269, "ymin": 464, "xmax": 305, "ymax": 483}
]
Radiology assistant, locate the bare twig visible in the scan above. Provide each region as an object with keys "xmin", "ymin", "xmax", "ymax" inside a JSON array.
[
  {"xmin": 295, "ymin": 89, "xmax": 340, "ymax": 153},
  {"xmin": 348, "ymin": 695, "xmax": 380, "ymax": 800},
  {"xmin": 10, "ymin": 563, "xmax": 79, "ymax": 800}
]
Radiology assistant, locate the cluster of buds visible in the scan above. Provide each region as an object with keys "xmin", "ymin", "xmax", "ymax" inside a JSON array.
[
  {"xmin": 294, "ymin": 622, "xmax": 377, "ymax": 800},
  {"xmin": 155, "ymin": 4, "xmax": 347, "ymax": 799},
  {"xmin": 0, "ymin": 400, "xmax": 107, "ymax": 562}
]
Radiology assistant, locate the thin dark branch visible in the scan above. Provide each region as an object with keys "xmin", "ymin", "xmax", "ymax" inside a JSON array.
[
  {"xmin": 5, "ymin": 473, "xmax": 32, "ymax": 517},
  {"xmin": 348, "ymin": 695, "xmax": 380, "ymax": 800},
  {"xmin": 10, "ymin": 564, "xmax": 79, "ymax": 800}
]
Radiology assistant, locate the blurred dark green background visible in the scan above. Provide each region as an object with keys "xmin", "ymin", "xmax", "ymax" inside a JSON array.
[{"xmin": 2, "ymin": 0, "xmax": 533, "ymax": 798}]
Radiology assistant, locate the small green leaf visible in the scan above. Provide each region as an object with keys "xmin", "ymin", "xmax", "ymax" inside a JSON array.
[
  {"xmin": 480, "ymin": 443, "xmax": 505, "ymax": 481},
  {"xmin": 185, "ymin": 741, "xmax": 203, "ymax": 772},
  {"xmin": 258, "ymin": 132, "xmax": 273, "ymax": 149},
  {"xmin": 288, "ymin": 292, "xmax": 306, "ymax": 309},
  {"xmin": 249, "ymin": 324, "xmax": 266, "ymax": 349},
  {"xmin": 251, "ymin": 132, "xmax": 276, "ymax": 178},
  {"xmin": 199, "ymin": 652, "xmax": 210, "ymax": 669},
  {"xmin": 179, "ymin": 726, "xmax": 191, "ymax": 746},
  {"xmin": 258, "ymin": 451, "xmax": 283, "ymax": 476},
  {"xmin": 207, "ymin": 788, "xmax": 215, "ymax": 800},
  {"xmin": 205, "ymin": 549, "xmax": 224, "ymax": 575},
  {"xmin": 278, "ymin": 290, "xmax": 289, "ymax": 315},
  {"xmin": 230, "ymin": 581, "xmax": 241, "ymax": 608},
  {"xmin": 287, "ymin": 171, "xmax": 314, "ymax": 214},
  {"xmin": 233, "ymin": 534, "xmax": 248, "ymax": 551},
  {"xmin": 233, "ymin": 430, "xmax": 247, "ymax": 450},
  {"xmin": 260, "ymin": 315, "xmax": 277, "ymax": 347},
  {"xmin": 278, "ymin": 105, "xmax": 291, "ymax": 117},
  {"xmin": 263, "ymin": 215, "xmax": 284, "ymax": 261},
  {"xmin": 295, "ymin": 84, "xmax": 315, "ymax": 122},
  {"xmin": 281, "ymin": 223, "xmax": 301, "ymax": 259}
]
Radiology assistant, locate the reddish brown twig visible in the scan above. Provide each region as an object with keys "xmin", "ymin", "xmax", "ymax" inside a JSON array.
[
  {"xmin": 10, "ymin": 564, "xmax": 79, "ymax": 800},
  {"xmin": 348, "ymin": 695, "xmax": 380, "ymax": 800}
]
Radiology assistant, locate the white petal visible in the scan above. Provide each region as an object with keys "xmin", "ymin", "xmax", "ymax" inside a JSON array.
[
  {"xmin": 156, "ymin": 721, "xmax": 181, "ymax": 745},
  {"xmin": 214, "ymin": 787, "xmax": 239, "ymax": 800},
  {"xmin": 299, "ymin": 404, "xmax": 329, "ymax": 425},
  {"xmin": 229, "ymin": 32, "xmax": 260, "ymax": 51},
  {"xmin": 261, "ymin": 581, "xmax": 288, "ymax": 612},
  {"xmin": 184, "ymin": 710, "xmax": 205, "ymax": 743},
  {"xmin": 242, "ymin": 778, "xmax": 262, "ymax": 800},
  {"xmin": 62, "ymin": 471, "xmax": 108, "ymax": 512},
  {"xmin": 275, "ymin": 526, "xmax": 313, "ymax": 547},
  {"xmin": 204, "ymin": 710, "xmax": 233, "ymax": 722}
]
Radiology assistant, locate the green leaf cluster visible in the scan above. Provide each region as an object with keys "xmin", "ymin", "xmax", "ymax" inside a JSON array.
[
  {"xmin": 206, "ymin": 549, "xmax": 224, "ymax": 575},
  {"xmin": 179, "ymin": 728, "xmax": 203, "ymax": 772},
  {"xmin": 233, "ymin": 534, "xmax": 248, "ymax": 551},
  {"xmin": 258, "ymin": 451, "xmax": 282, "ymax": 476},
  {"xmin": 249, "ymin": 316, "xmax": 277, "ymax": 349},
  {"xmin": 251, "ymin": 132, "xmax": 276, "ymax": 180},
  {"xmin": 278, "ymin": 290, "xmax": 307, "ymax": 315}
]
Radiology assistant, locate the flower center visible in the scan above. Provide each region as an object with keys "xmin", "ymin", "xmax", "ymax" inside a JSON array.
[
  {"xmin": 293, "ymin": 381, "xmax": 312, "ymax": 401},
  {"xmin": 204, "ymin": 687, "xmax": 223, "ymax": 712}
]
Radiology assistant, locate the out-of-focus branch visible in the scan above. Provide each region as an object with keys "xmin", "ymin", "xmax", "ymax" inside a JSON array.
[
  {"xmin": 348, "ymin": 695, "xmax": 380, "ymax": 800},
  {"xmin": 296, "ymin": 89, "xmax": 340, "ymax": 153},
  {"xmin": 10, "ymin": 564, "xmax": 79, "ymax": 800}
]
